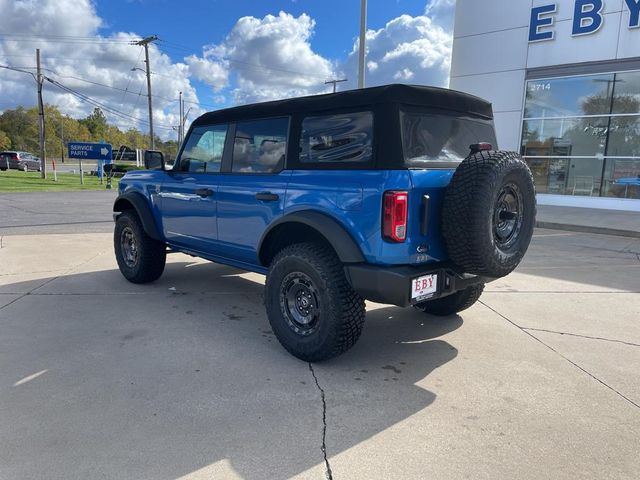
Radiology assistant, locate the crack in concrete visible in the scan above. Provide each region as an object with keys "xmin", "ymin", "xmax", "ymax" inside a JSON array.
[
  {"xmin": 0, "ymin": 235, "xmax": 3, "ymax": 249},
  {"xmin": 480, "ymin": 301, "xmax": 640, "ymax": 411},
  {"xmin": 308, "ymin": 363, "xmax": 333, "ymax": 480},
  {"xmin": 521, "ymin": 327, "xmax": 640, "ymax": 348}
]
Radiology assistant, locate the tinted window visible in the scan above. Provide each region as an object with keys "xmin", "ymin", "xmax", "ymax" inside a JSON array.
[
  {"xmin": 178, "ymin": 124, "xmax": 228, "ymax": 173},
  {"xmin": 401, "ymin": 111, "xmax": 497, "ymax": 167},
  {"xmin": 299, "ymin": 112, "xmax": 373, "ymax": 164},
  {"xmin": 232, "ymin": 118, "xmax": 288, "ymax": 173}
]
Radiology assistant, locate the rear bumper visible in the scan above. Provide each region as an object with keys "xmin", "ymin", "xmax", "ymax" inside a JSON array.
[{"xmin": 344, "ymin": 262, "xmax": 492, "ymax": 308}]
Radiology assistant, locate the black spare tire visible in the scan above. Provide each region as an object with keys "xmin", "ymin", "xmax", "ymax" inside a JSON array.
[{"xmin": 441, "ymin": 151, "xmax": 536, "ymax": 278}]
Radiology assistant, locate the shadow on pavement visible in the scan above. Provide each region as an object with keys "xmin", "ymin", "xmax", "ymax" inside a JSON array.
[{"xmin": 0, "ymin": 262, "xmax": 462, "ymax": 480}]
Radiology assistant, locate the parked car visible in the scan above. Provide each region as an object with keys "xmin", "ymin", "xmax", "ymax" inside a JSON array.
[
  {"xmin": 112, "ymin": 84, "xmax": 537, "ymax": 362},
  {"xmin": 0, "ymin": 151, "xmax": 42, "ymax": 172}
]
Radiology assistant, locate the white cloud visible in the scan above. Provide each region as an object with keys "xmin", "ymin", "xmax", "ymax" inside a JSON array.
[
  {"xmin": 184, "ymin": 55, "xmax": 228, "ymax": 91},
  {"xmin": 341, "ymin": 11, "xmax": 453, "ymax": 90},
  {"xmin": 0, "ymin": 0, "xmax": 459, "ymax": 136},
  {"xmin": 0, "ymin": 0, "xmax": 202, "ymax": 139},
  {"xmin": 192, "ymin": 11, "xmax": 335, "ymax": 104},
  {"xmin": 425, "ymin": 0, "xmax": 456, "ymax": 28}
]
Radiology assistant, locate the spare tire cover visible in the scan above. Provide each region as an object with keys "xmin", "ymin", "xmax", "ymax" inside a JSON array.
[{"xmin": 442, "ymin": 151, "xmax": 536, "ymax": 278}]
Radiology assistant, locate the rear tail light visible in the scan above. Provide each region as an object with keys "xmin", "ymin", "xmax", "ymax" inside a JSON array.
[
  {"xmin": 469, "ymin": 142, "xmax": 493, "ymax": 154},
  {"xmin": 383, "ymin": 191, "xmax": 408, "ymax": 242}
]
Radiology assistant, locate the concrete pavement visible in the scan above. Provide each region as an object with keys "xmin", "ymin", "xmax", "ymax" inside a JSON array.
[
  {"xmin": 536, "ymin": 204, "xmax": 640, "ymax": 238},
  {"xmin": 0, "ymin": 227, "xmax": 638, "ymax": 479}
]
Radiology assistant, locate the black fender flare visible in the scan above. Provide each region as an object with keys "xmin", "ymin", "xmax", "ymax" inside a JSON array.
[
  {"xmin": 258, "ymin": 211, "xmax": 365, "ymax": 264},
  {"xmin": 113, "ymin": 192, "xmax": 162, "ymax": 241}
]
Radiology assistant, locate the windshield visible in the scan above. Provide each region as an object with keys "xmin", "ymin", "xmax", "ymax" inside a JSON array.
[{"xmin": 401, "ymin": 109, "xmax": 497, "ymax": 168}]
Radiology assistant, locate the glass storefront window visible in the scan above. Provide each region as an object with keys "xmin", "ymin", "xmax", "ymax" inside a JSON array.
[
  {"xmin": 522, "ymin": 70, "xmax": 640, "ymax": 198},
  {"xmin": 524, "ymin": 74, "xmax": 614, "ymax": 118},
  {"xmin": 522, "ymin": 118, "xmax": 608, "ymax": 157},
  {"xmin": 612, "ymin": 72, "xmax": 640, "ymax": 114},
  {"xmin": 603, "ymin": 159, "xmax": 640, "ymax": 199},
  {"xmin": 607, "ymin": 116, "xmax": 640, "ymax": 157}
]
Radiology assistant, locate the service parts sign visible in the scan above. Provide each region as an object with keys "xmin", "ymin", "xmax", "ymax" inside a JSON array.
[
  {"xmin": 68, "ymin": 142, "xmax": 113, "ymax": 161},
  {"xmin": 529, "ymin": 0, "xmax": 640, "ymax": 42}
]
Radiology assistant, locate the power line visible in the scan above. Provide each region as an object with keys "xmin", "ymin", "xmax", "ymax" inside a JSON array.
[
  {"xmin": 120, "ymin": 47, "xmax": 144, "ymax": 105},
  {"xmin": 1, "ymin": 63, "xmax": 219, "ymax": 119},
  {"xmin": 44, "ymin": 76, "xmax": 176, "ymax": 130},
  {"xmin": 0, "ymin": 33, "xmax": 139, "ymax": 45}
]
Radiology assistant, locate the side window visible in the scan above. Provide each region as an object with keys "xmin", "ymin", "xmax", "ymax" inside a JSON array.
[
  {"xmin": 232, "ymin": 117, "xmax": 289, "ymax": 173},
  {"xmin": 178, "ymin": 124, "xmax": 228, "ymax": 173},
  {"xmin": 299, "ymin": 111, "xmax": 373, "ymax": 164}
]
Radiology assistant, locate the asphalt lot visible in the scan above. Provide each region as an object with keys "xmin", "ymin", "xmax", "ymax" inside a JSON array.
[
  {"xmin": 0, "ymin": 190, "xmax": 116, "ymax": 235},
  {"xmin": 0, "ymin": 192, "xmax": 639, "ymax": 479}
]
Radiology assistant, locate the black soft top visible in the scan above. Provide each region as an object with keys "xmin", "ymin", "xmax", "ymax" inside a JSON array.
[{"xmin": 192, "ymin": 84, "xmax": 493, "ymax": 127}]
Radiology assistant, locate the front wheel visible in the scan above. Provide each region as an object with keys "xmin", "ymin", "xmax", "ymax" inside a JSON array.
[
  {"xmin": 414, "ymin": 284, "xmax": 484, "ymax": 317},
  {"xmin": 265, "ymin": 243, "xmax": 366, "ymax": 362},
  {"xmin": 114, "ymin": 211, "xmax": 166, "ymax": 283}
]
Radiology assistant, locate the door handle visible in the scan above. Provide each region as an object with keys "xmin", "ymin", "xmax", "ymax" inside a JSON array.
[
  {"xmin": 195, "ymin": 188, "xmax": 214, "ymax": 198},
  {"xmin": 255, "ymin": 192, "xmax": 279, "ymax": 202}
]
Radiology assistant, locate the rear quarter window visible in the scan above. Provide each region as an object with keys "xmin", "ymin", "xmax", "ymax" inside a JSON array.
[
  {"xmin": 299, "ymin": 111, "xmax": 373, "ymax": 165},
  {"xmin": 401, "ymin": 110, "xmax": 497, "ymax": 168}
]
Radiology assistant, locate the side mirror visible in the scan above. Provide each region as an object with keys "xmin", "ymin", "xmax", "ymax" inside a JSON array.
[{"xmin": 144, "ymin": 150, "xmax": 165, "ymax": 170}]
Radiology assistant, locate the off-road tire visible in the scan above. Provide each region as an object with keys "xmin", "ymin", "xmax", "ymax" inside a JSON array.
[
  {"xmin": 414, "ymin": 284, "xmax": 485, "ymax": 316},
  {"xmin": 265, "ymin": 242, "xmax": 366, "ymax": 362},
  {"xmin": 442, "ymin": 151, "xmax": 536, "ymax": 278},
  {"xmin": 114, "ymin": 211, "xmax": 166, "ymax": 284}
]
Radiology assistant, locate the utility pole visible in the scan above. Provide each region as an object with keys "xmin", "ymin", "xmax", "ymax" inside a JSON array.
[
  {"xmin": 134, "ymin": 35, "xmax": 158, "ymax": 150},
  {"xmin": 325, "ymin": 78, "xmax": 348, "ymax": 93},
  {"xmin": 358, "ymin": 0, "xmax": 367, "ymax": 89},
  {"xmin": 178, "ymin": 91, "xmax": 183, "ymax": 144},
  {"xmin": 60, "ymin": 117, "xmax": 65, "ymax": 163},
  {"xmin": 36, "ymin": 49, "xmax": 46, "ymax": 178},
  {"xmin": 182, "ymin": 106, "xmax": 191, "ymax": 142}
]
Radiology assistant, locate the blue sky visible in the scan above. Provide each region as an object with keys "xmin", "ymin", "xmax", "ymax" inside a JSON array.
[
  {"xmin": 0, "ymin": 0, "xmax": 455, "ymax": 137},
  {"xmin": 97, "ymin": 0, "xmax": 429, "ymax": 61}
]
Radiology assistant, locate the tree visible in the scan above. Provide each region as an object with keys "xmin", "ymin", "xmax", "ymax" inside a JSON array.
[
  {"xmin": 79, "ymin": 107, "xmax": 108, "ymax": 141},
  {"xmin": 0, "ymin": 130, "xmax": 10, "ymax": 150}
]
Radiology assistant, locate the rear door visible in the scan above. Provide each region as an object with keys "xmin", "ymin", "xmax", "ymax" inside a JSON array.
[
  {"xmin": 215, "ymin": 117, "xmax": 291, "ymax": 266},
  {"xmin": 158, "ymin": 123, "xmax": 229, "ymax": 251}
]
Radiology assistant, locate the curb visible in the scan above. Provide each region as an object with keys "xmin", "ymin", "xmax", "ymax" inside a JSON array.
[{"xmin": 536, "ymin": 221, "xmax": 640, "ymax": 239}]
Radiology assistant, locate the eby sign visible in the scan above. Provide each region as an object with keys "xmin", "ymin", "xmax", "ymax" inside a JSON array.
[{"xmin": 529, "ymin": 0, "xmax": 640, "ymax": 42}]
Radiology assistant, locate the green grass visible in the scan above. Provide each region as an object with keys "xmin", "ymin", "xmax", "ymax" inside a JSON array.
[{"xmin": 0, "ymin": 169, "xmax": 118, "ymax": 192}]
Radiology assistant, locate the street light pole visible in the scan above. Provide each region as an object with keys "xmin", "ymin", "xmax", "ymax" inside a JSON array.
[
  {"xmin": 134, "ymin": 35, "xmax": 158, "ymax": 150},
  {"xmin": 325, "ymin": 78, "xmax": 348, "ymax": 93},
  {"xmin": 358, "ymin": 0, "xmax": 367, "ymax": 89}
]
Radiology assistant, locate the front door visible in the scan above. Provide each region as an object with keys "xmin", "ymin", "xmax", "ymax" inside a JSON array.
[
  {"xmin": 216, "ymin": 117, "xmax": 291, "ymax": 266},
  {"xmin": 159, "ymin": 124, "xmax": 228, "ymax": 252}
]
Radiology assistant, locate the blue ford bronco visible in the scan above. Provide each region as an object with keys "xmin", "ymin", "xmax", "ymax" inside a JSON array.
[{"xmin": 113, "ymin": 84, "xmax": 536, "ymax": 361}]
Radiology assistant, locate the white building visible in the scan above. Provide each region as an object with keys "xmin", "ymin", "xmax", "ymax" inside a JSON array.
[{"xmin": 450, "ymin": 0, "xmax": 640, "ymax": 210}]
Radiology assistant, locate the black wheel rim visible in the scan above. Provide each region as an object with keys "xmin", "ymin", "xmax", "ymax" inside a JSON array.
[
  {"xmin": 280, "ymin": 272, "xmax": 321, "ymax": 336},
  {"xmin": 493, "ymin": 183, "xmax": 524, "ymax": 250},
  {"xmin": 120, "ymin": 226, "xmax": 138, "ymax": 268}
]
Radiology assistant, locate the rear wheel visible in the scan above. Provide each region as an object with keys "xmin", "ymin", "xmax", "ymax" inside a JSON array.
[
  {"xmin": 21, "ymin": 164, "xmax": 28, "ymax": 172},
  {"xmin": 414, "ymin": 284, "xmax": 484, "ymax": 317},
  {"xmin": 114, "ymin": 211, "xmax": 166, "ymax": 283},
  {"xmin": 265, "ymin": 243, "xmax": 365, "ymax": 362}
]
